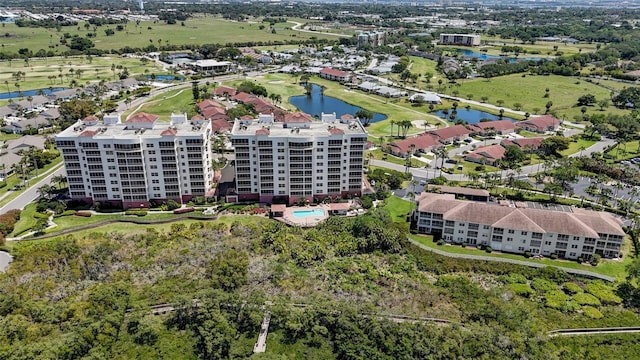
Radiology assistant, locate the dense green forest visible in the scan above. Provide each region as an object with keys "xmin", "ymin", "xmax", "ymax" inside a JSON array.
[{"xmin": 1, "ymin": 209, "xmax": 639, "ymax": 359}]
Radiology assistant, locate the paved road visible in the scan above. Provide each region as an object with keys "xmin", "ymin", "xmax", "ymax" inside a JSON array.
[
  {"xmin": 0, "ymin": 165, "xmax": 65, "ymax": 213},
  {"xmin": 0, "ymin": 251, "xmax": 12, "ymax": 272},
  {"xmin": 407, "ymin": 236, "xmax": 615, "ymax": 282}
]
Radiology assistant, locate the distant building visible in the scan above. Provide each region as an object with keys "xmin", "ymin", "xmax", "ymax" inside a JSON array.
[
  {"xmin": 516, "ymin": 115, "xmax": 561, "ymax": 133},
  {"xmin": 439, "ymin": 33, "xmax": 481, "ymax": 46},
  {"xmin": 191, "ymin": 60, "xmax": 232, "ymax": 73},
  {"xmin": 319, "ymin": 68, "xmax": 352, "ymax": 83},
  {"xmin": 357, "ymin": 31, "xmax": 387, "ymax": 48},
  {"xmin": 230, "ymin": 113, "xmax": 367, "ymax": 205}
]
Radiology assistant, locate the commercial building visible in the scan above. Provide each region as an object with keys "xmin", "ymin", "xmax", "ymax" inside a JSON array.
[
  {"xmin": 55, "ymin": 112, "xmax": 214, "ymax": 209},
  {"xmin": 230, "ymin": 113, "xmax": 368, "ymax": 205},
  {"xmin": 357, "ymin": 31, "xmax": 387, "ymax": 48},
  {"xmin": 191, "ymin": 60, "xmax": 232, "ymax": 73},
  {"xmin": 414, "ymin": 193, "xmax": 625, "ymax": 260},
  {"xmin": 439, "ymin": 33, "xmax": 481, "ymax": 46}
]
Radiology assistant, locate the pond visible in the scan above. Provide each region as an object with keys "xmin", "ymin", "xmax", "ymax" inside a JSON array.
[
  {"xmin": 433, "ymin": 108, "xmax": 516, "ymax": 124},
  {"xmin": 457, "ymin": 49, "xmax": 543, "ymax": 63},
  {"xmin": 146, "ymin": 75, "xmax": 185, "ymax": 81},
  {"xmin": 290, "ymin": 84, "xmax": 387, "ymax": 123},
  {"xmin": 0, "ymin": 87, "xmax": 68, "ymax": 100}
]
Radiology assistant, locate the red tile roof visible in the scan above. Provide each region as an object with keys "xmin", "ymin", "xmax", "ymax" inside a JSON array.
[
  {"xmin": 388, "ymin": 133, "xmax": 440, "ymax": 154},
  {"xmin": 429, "ymin": 125, "xmax": 471, "ymax": 142},
  {"xmin": 212, "ymin": 119, "xmax": 232, "ymax": 132},
  {"xmin": 465, "ymin": 144, "xmax": 506, "ymax": 163},
  {"xmin": 79, "ymin": 130, "xmax": 97, "ymax": 137},
  {"xmin": 197, "ymin": 99, "xmax": 224, "ymax": 113},
  {"xmin": 83, "ymin": 115, "xmax": 98, "ymax": 122},
  {"xmin": 320, "ymin": 67, "xmax": 349, "ymax": 78},
  {"xmin": 330, "ymin": 203, "xmax": 352, "ymax": 211},
  {"xmin": 470, "ymin": 120, "xmax": 515, "ymax": 133},
  {"xmin": 161, "ymin": 128, "xmax": 177, "ymax": 136},
  {"xmin": 255, "ymin": 128, "xmax": 270, "ymax": 135},
  {"xmin": 240, "ymin": 115, "xmax": 254, "ymax": 120},
  {"xmin": 283, "ymin": 112, "xmax": 313, "ymax": 123},
  {"xmin": 516, "ymin": 115, "xmax": 560, "ymax": 130},
  {"xmin": 126, "ymin": 112, "xmax": 159, "ymax": 123},
  {"xmin": 329, "ymin": 127, "xmax": 345, "ymax": 135},
  {"xmin": 232, "ymin": 92, "xmax": 255, "ymax": 103},
  {"xmin": 341, "ymin": 114, "xmax": 354, "ymax": 120},
  {"xmin": 214, "ymin": 86, "xmax": 237, "ymax": 97},
  {"xmin": 501, "ymin": 137, "xmax": 544, "ymax": 149},
  {"xmin": 191, "ymin": 115, "xmax": 205, "ymax": 120}
]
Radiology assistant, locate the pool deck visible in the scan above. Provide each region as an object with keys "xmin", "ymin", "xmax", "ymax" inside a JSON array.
[{"xmin": 280, "ymin": 205, "xmax": 330, "ymax": 227}]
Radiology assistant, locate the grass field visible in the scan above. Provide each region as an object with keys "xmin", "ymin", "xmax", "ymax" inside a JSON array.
[
  {"xmin": 450, "ymin": 74, "xmax": 629, "ymax": 120},
  {"xmin": 478, "ymin": 36, "xmax": 600, "ymax": 56},
  {"xmin": 0, "ymin": 55, "xmax": 163, "ymax": 105},
  {"xmin": 560, "ymin": 138, "xmax": 597, "ymax": 156},
  {"xmin": 366, "ymin": 148, "xmax": 427, "ymax": 168},
  {"xmin": 0, "ymin": 17, "xmax": 340, "ymax": 56}
]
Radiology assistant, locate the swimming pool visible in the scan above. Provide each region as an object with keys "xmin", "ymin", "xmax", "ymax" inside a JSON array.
[{"xmin": 292, "ymin": 209, "xmax": 325, "ymax": 218}]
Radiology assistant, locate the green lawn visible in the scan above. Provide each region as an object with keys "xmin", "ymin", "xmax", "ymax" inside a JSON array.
[
  {"xmin": 605, "ymin": 140, "xmax": 640, "ymax": 162},
  {"xmin": 0, "ymin": 17, "xmax": 341, "ymax": 56},
  {"xmin": 0, "ymin": 56, "xmax": 163, "ymax": 104},
  {"xmin": 475, "ymin": 36, "xmax": 599, "ymax": 56},
  {"xmin": 381, "ymin": 196, "xmax": 411, "ymax": 223},
  {"xmin": 0, "ymin": 159, "xmax": 63, "ymax": 209},
  {"xmin": 560, "ymin": 138, "xmax": 597, "ymax": 156},
  {"xmin": 449, "ymin": 74, "xmax": 630, "ymax": 120},
  {"xmin": 226, "ymin": 72, "xmax": 304, "ymax": 111},
  {"xmin": 366, "ymin": 148, "xmax": 427, "ymax": 168},
  {"xmin": 126, "ymin": 87, "xmax": 198, "ymax": 120},
  {"xmin": 410, "ymin": 234, "xmax": 632, "ymax": 280},
  {"xmin": 10, "ymin": 203, "xmax": 41, "ymax": 237}
]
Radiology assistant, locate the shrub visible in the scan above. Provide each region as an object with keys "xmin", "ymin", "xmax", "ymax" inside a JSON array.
[
  {"xmin": 165, "ymin": 199, "xmax": 181, "ymax": 210},
  {"xmin": 562, "ymin": 282, "xmax": 583, "ymax": 295},
  {"xmin": 173, "ymin": 207, "xmax": 195, "ymax": 214},
  {"xmin": 500, "ymin": 273, "xmax": 528, "ymax": 284},
  {"xmin": 509, "ymin": 283, "xmax": 535, "ymax": 297},
  {"xmin": 54, "ymin": 210, "xmax": 76, "ymax": 217},
  {"xmin": 436, "ymin": 239, "xmax": 445, "ymax": 246},
  {"xmin": 125, "ymin": 210, "xmax": 147, "ymax": 217},
  {"xmin": 577, "ymin": 257, "xmax": 584, "ymax": 264},
  {"xmin": 582, "ymin": 306, "xmax": 603, "ymax": 319},
  {"xmin": 585, "ymin": 281, "xmax": 622, "ymax": 305},
  {"xmin": 0, "ymin": 181, "xmax": 6, "ymax": 188},
  {"xmin": 75, "ymin": 211, "xmax": 92, "ymax": 217},
  {"xmin": 485, "ymin": 246, "xmax": 492, "ymax": 253},
  {"xmin": 560, "ymin": 300, "xmax": 581, "ymax": 313},
  {"xmin": 590, "ymin": 254, "xmax": 601, "ymax": 266},
  {"xmin": 572, "ymin": 293, "xmax": 601, "ymax": 306},
  {"xmin": 524, "ymin": 251, "xmax": 532, "ymax": 258},
  {"xmin": 550, "ymin": 253, "xmax": 558, "ymax": 260},
  {"xmin": 460, "ymin": 242, "xmax": 466, "ymax": 248},
  {"xmin": 531, "ymin": 278, "xmax": 558, "ymax": 292},
  {"xmin": 545, "ymin": 290, "xmax": 569, "ymax": 309}
]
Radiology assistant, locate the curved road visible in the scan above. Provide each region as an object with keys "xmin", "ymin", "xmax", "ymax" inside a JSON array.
[
  {"xmin": 288, "ymin": 21, "xmax": 351, "ymax": 38},
  {"xmin": 407, "ymin": 237, "xmax": 615, "ymax": 282}
]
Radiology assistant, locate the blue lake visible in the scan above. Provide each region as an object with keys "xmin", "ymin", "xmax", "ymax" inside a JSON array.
[
  {"xmin": 433, "ymin": 108, "xmax": 516, "ymax": 124},
  {"xmin": 146, "ymin": 75, "xmax": 185, "ymax": 81},
  {"xmin": 290, "ymin": 84, "xmax": 387, "ymax": 123},
  {"xmin": 0, "ymin": 87, "xmax": 68, "ymax": 100},
  {"xmin": 457, "ymin": 49, "xmax": 542, "ymax": 63}
]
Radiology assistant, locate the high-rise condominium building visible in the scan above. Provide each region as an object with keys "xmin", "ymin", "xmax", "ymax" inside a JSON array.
[
  {"xmin": 439, "ymin": 33, "xmax": 481, "ymax": 46},
  {"xmin": 230, "ymin": 113, "xmax": 368, "ymax": 205},
  {"xmin": 55, "ymin": 112, "xmax": 213, "ymax": 209}
]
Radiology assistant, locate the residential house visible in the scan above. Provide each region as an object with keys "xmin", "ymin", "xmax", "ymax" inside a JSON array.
[
  {"xmin": 213, "ymin": 86, "xmax": 237, "ymax": 98},
  {"xmin": 516, "ymin": 115, "xmax": 560, "ymax": 133},
  {"xmin": 465, "ymin": 144, "xmax": 506, "ymax": 166},
  {"xmin": 469, "ymin": 120, "xmax": 515, "ymax": 135},
  {"xmin": 429, "ymin": 125, "xmax": 472, "ymax": 144},
  {"xmin": 501, "ymin": 137, "xmax": 545, "ymax": 151},
  {"xmin": 387, "ymin": 133, "xmax": 440, "ymax": 157},
  {"xmin": 319, "ymin": 68, "xmax": 351, "ymax": 82}
]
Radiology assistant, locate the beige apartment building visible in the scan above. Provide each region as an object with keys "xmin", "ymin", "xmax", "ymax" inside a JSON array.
[
  {"xmin": 55, "ymin": 112, "xmax": 214, "ymax": 209},
  {"xmin": 230, "ymin": 113, "xmax": 368, "ymax": 205},
  {"xmin": 414, "ymin": 193, "xmax": 625, "ymax": 260}
]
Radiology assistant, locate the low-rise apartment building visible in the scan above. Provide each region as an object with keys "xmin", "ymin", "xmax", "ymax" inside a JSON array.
[
  {"xmin": 230, "ymin": 113, "xmax": 368, "ymax": 205},
  {"xmin": 55, "ymin": 112, "xmax": 214, "ymax": 209},
  {"xmin": 414, "ymin": 193, "xmax": 625, "ymax": 260}
]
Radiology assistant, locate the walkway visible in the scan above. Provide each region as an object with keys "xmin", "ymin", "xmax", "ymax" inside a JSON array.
[
  {"xmin": 407, "ymin": 237, "xmax": 615, "ymax": 282},
  {"xmin": 548, "ymin": 326, "xmax": 640, "ymax": 337},
  {"xmin": 288, "ymin": 21, "xmax": 350, "ymax": 38},
  {"xmin": 0, "ymin": 252, "xmax": 12, "ymax": 272},
  {"xmin": 253, "ymin": 311, "xmax": 271, "ymax": 353}
]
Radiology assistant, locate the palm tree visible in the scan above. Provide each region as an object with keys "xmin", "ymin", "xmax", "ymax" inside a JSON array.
[
  {"xmin": 390, "ymin": 120, "xmax": 395, "ymax": 137},
  {"xmin": 37, "ymin": 184, "xmax": 53, "ymax": 200},
  {"xmin": 51, "ymin": 174, "xmax": 67, "ymax": 190}
]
